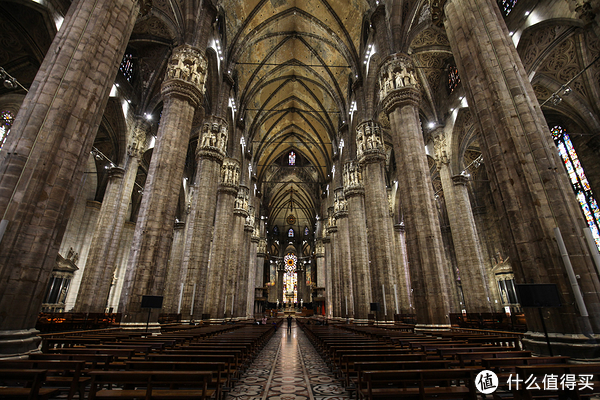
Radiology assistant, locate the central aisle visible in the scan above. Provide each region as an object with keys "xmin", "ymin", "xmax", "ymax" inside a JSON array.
[{"xmin": 227, "ymin": 320, "xmax": 350, "ymax": 400}]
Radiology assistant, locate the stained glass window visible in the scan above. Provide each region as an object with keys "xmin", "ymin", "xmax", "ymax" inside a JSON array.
[
  {"xmin": 283, "ymin": 253, "xmax": 298, "ymax": 304},
  {"xmin": 552, "ymin": 125, "xmax": 600, "ymax": 250},
  {"xmin": 448, "ymin": 66, "xmax": 460, "ymax": 93},
  {"xmin": 304, "ymin": 226, "xmax": 309, "ymax": 236},
  {"xmin": 289, "ymin": 151, "xmax": 296, "ymax": 166},
  {"xmin": 288, "ymin": 228, "xmax": 294, "ymax": 237},
  {"xmin": 497, "ymin": 0, "xmax": 517, "ymax": 17},
  {"xmin": 120, "ymin": 53, "xmax": 134, "ymax": 82},
  {"xmin": 0, "ymin": 110, "xmax": 14, "ymax": 152},
  {"xmin": 273, "ymin": 225, "xmax": 279, "ymax": 235}
]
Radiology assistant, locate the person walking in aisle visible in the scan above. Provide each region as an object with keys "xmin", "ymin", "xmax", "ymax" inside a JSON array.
[{"xmin": 287, "ymin": 315, "xmax": 292, "ymax": 332}]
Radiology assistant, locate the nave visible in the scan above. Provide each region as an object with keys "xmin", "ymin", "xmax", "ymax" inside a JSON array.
[{"xmin": 227, "ymin": 319, "xmax": 349, "ymax": 400}]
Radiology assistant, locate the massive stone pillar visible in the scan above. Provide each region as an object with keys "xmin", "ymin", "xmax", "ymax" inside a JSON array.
[
  {"xmin": 380, "ymin": 53, "xmax": 453, "ymax": 329},
  {"xmin": 324, "ymin": 216, "xmax": 334, "ymax": 318},
  {"xmin": 333, "ymin": 189, "xmax": 354, "ymax": 318},
  {"xmin": 202, "ymin": 158, "xmax": 239, "ymax": 319},
  {"xmin": 0, "ymin": 0, "xmax": 141, "ymax": 355},
  {"xmin": 233, "ymin": 200, "xmax": 253, "ymax": 317},
  {"xmin": 179, "ymin": 117, "xmax": 227, "ymax": 319},
  {"xmin": 444, "ymin": 0, "xmax": 600, "ymax": 355},
  {"xmin": 434, "ymin": 133, "xmax": 499, "ymax": 313},
  {"xmin": 326, "ymin": 207, "xmax": 341, "ymax": 318},
  {"xmin": 343, "ymin": 161, "xmax": 372, "ymax": 320},
  {"xmin": 357, "ymin": 120, "xmax": 398, "ymax": 320},
  {"xmin": 75, "ymin": 120, "xmax": 148, "ymax": 313},
  {"xmin": 393, "ymin": 223, "xmax": 413, "ymax": 314},
  {"xmin": 118, "ymin": 45, "xmax": 207, "ymax": 324}
]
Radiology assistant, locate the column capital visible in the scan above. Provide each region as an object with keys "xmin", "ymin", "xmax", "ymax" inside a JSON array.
[
  {"xmin": 197, "ymin": 115, "xmax": 227, "ymax": 163},
  {"xmin": 333, "ymin": 188, "xmax": 348, "ymax": 218},
  {"xmin": 233, "ymin": 185, "xmax": 250, "ymax": 217},
  {"xmin": 356, "ymin": 120, "xmax": 386, "ymax": 164},
  {"xmin": 108, "ymin": 167, "xmax": 126, "ymax": 180},
  {"xmin": 394, "ymin": 222, "xmax": 405, "ymax": 233},
  {"xmin": 127, "ymin": 119, "xmax": 150, "ymax": 158},
  {"xmin": 431, "ymin": 0, "xmax": 448, "ymax": 26},
  {"xmin": 451, "ymin": 174, "xmax": 469, "ymax": 186},
  {"xmin": 315, "ymin": 239, "xmax": 325, "ymax": 257},
  {"xmin": 161, "ymin": 45, "xmax": 208, "ymax": 108},
  {"xmin": 343, "ymin": 160, "xmax": 365, "ymax": 197},
  {"xmin": 379, "ymin": 53, "xmax": 421, "ymax": 114},
  {"xmin": 218, "ymin": 158, "xmax": 240, "ymax": 195}
]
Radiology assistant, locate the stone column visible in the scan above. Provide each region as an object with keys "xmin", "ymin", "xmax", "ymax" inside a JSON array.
[
  {"xmin": 393, "ymin": 223, "xmax": 413, "ymax": 314},
  {"xmin": 162, "ymin": 221, "xmax": 186, "ymax": 314},
  {"xmin": 179, "ymin": 116, "xmax": 227, "ymax": 319},
  {"xmin": 118, "ymin": 45, "xmax": 207, "ymax": 324},
  {"xmin": 357, "ymin": 120, "xmax": 398, "ymax": 320},
  {"xmin": 334, "ymin": 188, "xmax": 354, "ymax": 318},
  {"xmin": 343, "ymin": 161, "xmax": 372, "ymax": 320},
  {"xmin": 234, "ymin": 201, "xmax": 253, "ymax": 317},
  {"xmin": 247, "ymin": 230, "xmax": 259, "ymax": 318},
  {"xmin": 326, "ymin": 207, "xmax": 340, "ymax": 318},
  {"xmin": 323, "ymin": 230, "xmax": 333, "ymax": 318},
  {"xmin": 435, "ymin": 135, "xmax": 499, "ymax": 312},
  {"xmin": 444, "ymin": 0, "xmax": 600, "ymax": 354},
  {"xmin": 0, "ymin": 0, "xmax": 141, "ymax": 355},
  {"xmin": 202, "ymin": 158, "xmax": 240, "ymax": 320},
  {"xmin": 380, "ymin": 53, "xmax": 453, "ymax": 329},
  {"xmin": 75, "ymin": 120, "xmax": 148, "ymax": 313}
]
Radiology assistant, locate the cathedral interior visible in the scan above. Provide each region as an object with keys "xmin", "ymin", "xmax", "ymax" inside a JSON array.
[{"xmin": 1, "ymin": 0, "xmax": 600, "ymax": 360}]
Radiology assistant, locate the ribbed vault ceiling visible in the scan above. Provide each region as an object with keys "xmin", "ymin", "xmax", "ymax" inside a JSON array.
[{"xmin": 221, "ymin": 0, "xmax": 370, "ymax": 228}]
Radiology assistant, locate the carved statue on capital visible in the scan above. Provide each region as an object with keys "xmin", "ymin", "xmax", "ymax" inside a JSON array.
[
  {"xmin": 433, "ymin": 130, "xmax": 449, "ymax": 167},
  {"xmin": 343, "ymin": 161, "xmax": 364, "ymax": 194},
  {"xmin": 127, "ymin": 119, "xmax": 150, "ymax": 158},
  {"xmin": 315, "ymin": 239, "xmax": 325, "ymax": 257},
  {"xmin": 198, "ymin": 116, "xmax": 228, "ymax": 161},
  {"xmin": 162, "ymin": 45, "xmax": 208, "ymax": 106},
  {"xmin": 257, "ymin": 238, "xmax": 267, "ymax": 254},
  {"xmin": 356, "ymin": 120, "xmax": 384, "ymax": 161},
  {"xmin": 166, "ymin": 45, "xmax": 208, "ymax": 91},
  {"xmin": 379, "ymin": 54, "xmax": 421, "ymax": 114},
  {"xmin": 246, "ymin": 205, "xmax": 255, "ymax": 227},
  {"xmin": 378, "ymin": 54, "xmax": 419, "ymax": 102},
  {"xmin": 234, "ymin": 186, "xmax": 250, "ymax": 214},
  {"xmin": 334, "ymin": 188, "xmax": 348, "ymax": 217},
  {"xmin": 220, "ymin": 158, "xmax": 240, "ymax": 193}
]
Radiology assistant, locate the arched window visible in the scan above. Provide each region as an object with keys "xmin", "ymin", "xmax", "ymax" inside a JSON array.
[
  {"xmin": 0, "ymin": 110, "xmax": 15, "ymax": 151},
  {"xmin": 288, "ymin": 151, "xmax": 296, "ymax": 166},
  {"xmin": 304, "ymin": 226, "xmax": 309, "ymax": 236},
  {"xmin": 497, "ymin": 0, "xmax": 517, "ymax": 17},
  {"xmin": 273, "ymin": 225, "xmax": 279, "ymax": 235},
  {"xmin": 552, "ymin": 125, "xmax": 600, "ymax": 250},
  {"xmin": 283, "ymin": 253, "xmax": 298, "ymax": 304},
  {"xmin": 448, "ymin": 66, "xmax": 460, "ymax": 93},
  {"xmin": 288, "ymin": 228, "xmax": 295, "ymax": 237},
  {"xmin": 120, "ymin": 53, "xmax": 135, "ymax": 82}
]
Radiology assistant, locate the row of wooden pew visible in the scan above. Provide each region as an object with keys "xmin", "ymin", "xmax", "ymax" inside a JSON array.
[
  {"xmin": 0, "ymin": 319, "xmax": 282, "ymax": 399},
  {"xmin": 297, "ymin": 318, "xmax": 599, "ymax": 400}
]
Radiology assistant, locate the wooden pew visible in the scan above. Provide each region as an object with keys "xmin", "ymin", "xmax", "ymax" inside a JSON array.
[
  {"xmin": 125, "ymin": 361, "xmax": 227, "ymax": 400},
  {"xmin": 0, "ymin": 369, "xmax": 61, "ymax": 400},
  {"xmin": 0, "ymin": 360, "xmax": 88, "ymax": 400},
  {"xmin": 360, "ymin": 368, "xmax": 477, "ymax": 400},
  {"xmin": 88, "ymin": 370, "xmax": 214, "ymax": 399}
]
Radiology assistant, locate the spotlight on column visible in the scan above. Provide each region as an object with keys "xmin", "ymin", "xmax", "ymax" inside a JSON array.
[
  {"xmin": 3, "ymin": 78, "xmax": 16, "ymax": 89},
  {"xmin": 551, "ymin": 95, "xmax": 562, "ymax": 106},
  {"xmin": 562, "ymin": 86, "xmax": 572, "ymax": 96},
  {"xmin": 428, "ymin": 122, "xmax": 436, "ymax": 129}
]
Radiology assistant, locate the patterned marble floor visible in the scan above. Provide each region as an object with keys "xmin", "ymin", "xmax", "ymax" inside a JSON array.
[{"xmin": 226, "ymin": 320, "xmax": 350, "ymax": 400}]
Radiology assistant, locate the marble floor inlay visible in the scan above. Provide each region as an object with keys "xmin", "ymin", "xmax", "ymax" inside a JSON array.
[{"xmin": 226, "ymin": 320, "xmax": 350, "ymax": 400}]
